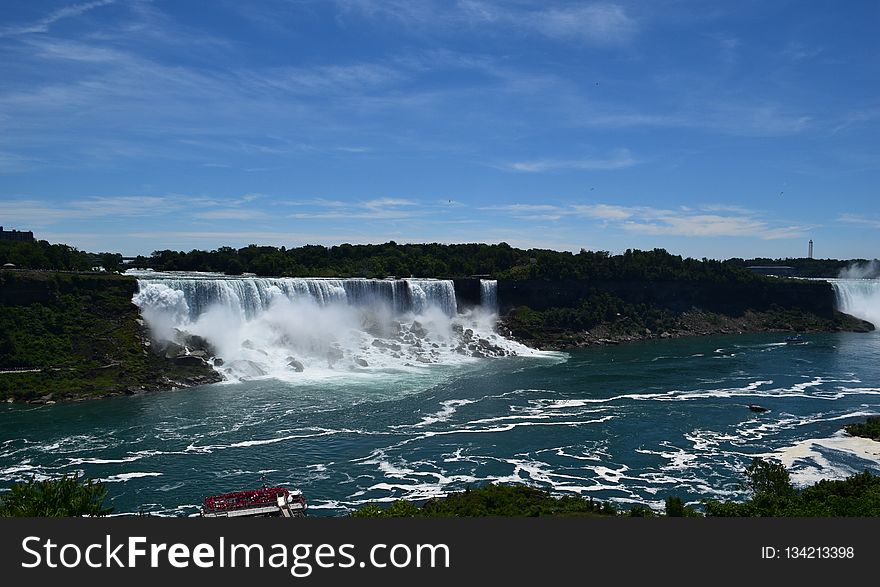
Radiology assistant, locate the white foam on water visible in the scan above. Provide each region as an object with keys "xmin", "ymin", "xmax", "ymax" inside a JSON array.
[
  {"xmin": 67, "ymin": 455, "xmax": 145, "ymax": 466},
  {"xmin": 185, "ymin": 427, "xmax": 351, "ymax": 453},
  {"xmin": 405, "ymin": 399, "xmax": 477, "ymax": 428},
  {"xmin": 770, "ymin": 432, "xmax": 880, "ymax": 486},
  {"xmin": 100, "ymin": 472, "xmax": 163, "ymax": 483}
]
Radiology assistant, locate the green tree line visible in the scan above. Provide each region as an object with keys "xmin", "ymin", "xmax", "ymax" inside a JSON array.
[
  {"xmin": 0, "ymin": 240, "xmax": 121, "ymax": 272},
  {"xmin": 5, "ymin": 239, "xmax": 873, "ymax": 280},
  {"xmin": 135, "ymin": 244, "xmax": 771, "ymax": 282}
]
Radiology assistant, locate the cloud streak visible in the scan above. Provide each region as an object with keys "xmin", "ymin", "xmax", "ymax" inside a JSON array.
[
  {"xmin": 491, "ymin": 202, "xmax": 812, "ymax": 240},
  {"xmin": 504, "ymin": 149, "xmax": 637, "ymax": 172},
  {"xmin": 839, "ymin": 214, "xmax": 880, "ymax": 229},
  {"xmin": 287, "ymin": 197, "xmax": 422, "ymax": 220},
  {"xmin": 338, "ymin": 1, "xmax": 639, "ymax": 47},
  {"xmin": 0, "ymin": 0, "xmax": 116, "ymax": 37}
]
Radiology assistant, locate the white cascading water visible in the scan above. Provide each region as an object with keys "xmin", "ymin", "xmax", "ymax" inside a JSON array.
[
  {"xmin": 480, "ymin": 279, "xmax": 498, "ymax": 313},
  {"xmin": 830, "ymin": 279, "xmax": 880, "ymax": 329},
  {"xmin": 130, "ymin": 271, "xmax": 542, "ymax": 382}
]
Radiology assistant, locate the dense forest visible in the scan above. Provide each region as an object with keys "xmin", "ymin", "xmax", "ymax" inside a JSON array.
[
  {"xmin": 133, "ymin": 244, "xmax": 843, "ymax": 281},
  {"xmin": 0, "ymin": 240, "xmax": 121, "ymax": 272}
]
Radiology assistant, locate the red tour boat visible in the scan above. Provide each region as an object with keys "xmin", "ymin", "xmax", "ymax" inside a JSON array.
[{"xmin": 201, "ymin": 482, "xmax": 307, "ymax": 518}]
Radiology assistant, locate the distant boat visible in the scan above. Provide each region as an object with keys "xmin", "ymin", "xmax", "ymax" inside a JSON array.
[
  {"xmin": 785, "ymin": 334, "xmax": 807, "ymax": 345},
  {"xmin": 748, "ymin": 404, "xmax": 770, "ymax": 413}
]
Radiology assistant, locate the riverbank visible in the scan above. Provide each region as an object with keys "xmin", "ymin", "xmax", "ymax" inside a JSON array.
[
  {"xmin": 500, "ymin": 306, "xmax": 874, "ymax": 350},
  {"xmin": 0, "ymin": 270, "xmax": 221, "ymax": 403}
]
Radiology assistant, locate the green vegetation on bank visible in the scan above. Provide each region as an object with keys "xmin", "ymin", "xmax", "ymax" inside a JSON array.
[
  {"xmin": 351, "ymin": 484, "xmax": 623, "ymax": 517},
  {"xmin": 844, "ymin": 416, "xmax": 880, "ymax": 441},
  {"xmin": 4, "ymin": 238, "xmax": 875, "ymax": 280},
  {"xmin": 352, "ymin": 459, "xmax": 880, "ymax": 518},
  {"xmin": 728, "ymin": 257, "xmax": 877, "ymax": 278},
  {"xmin": 0, "ymin": 239, "xmax": 121, "ymax": 272},
  {"xmin": 705, "ymin": 458, "xmax": 880, "ymax": 517},
  {"xmin": 0, "ymin": 270, "xmax": 218, "ymax": 401},
  {"xmin": 502, "ymin": 290, "xmax": 870, "ymax": 349},
  {"xmin": 0, "ymin": 474, "xmax": 112, "ymax": 517}
]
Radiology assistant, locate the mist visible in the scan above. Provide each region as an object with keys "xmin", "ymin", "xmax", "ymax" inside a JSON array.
[{"xmin": 838, "ymin": 260, "xmax": 880, "ymax": 279}]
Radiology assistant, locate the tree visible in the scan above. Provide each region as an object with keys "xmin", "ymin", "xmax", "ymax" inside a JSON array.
[
  {"xmin": 744, "ymin": 458, "xmax": 794, "ymax": 497},
  {"xmin": 0, "ymin": 474, "xmax": 113, "ymax": 517},
  {"xmin": 664, "ymin": 496, "xmax": 701, "ymax": 517},
  {"xmin": 99, "ymin": 252, "xmax": 122, "ymax": 273}
]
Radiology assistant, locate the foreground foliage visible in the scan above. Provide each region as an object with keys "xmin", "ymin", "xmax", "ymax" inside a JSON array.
[
  {"xmin": 353, "ymin": 460, "xmax": 880, "ymax": 518},
  {"xmin": 351, "ymin": 485, "xmax": 620, "ymax": 517},
  {"xmin": 0, "ymin": 474, "xmax": 113, "ymax": 517},
  {"xmin": 705, "ymin": 458, "xmax": 880, "ymax": 517}
]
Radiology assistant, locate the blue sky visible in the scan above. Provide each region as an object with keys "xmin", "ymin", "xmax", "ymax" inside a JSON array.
[{"xmin": 1, "ymin": 0, "xmax": 878, "ymax": 258}]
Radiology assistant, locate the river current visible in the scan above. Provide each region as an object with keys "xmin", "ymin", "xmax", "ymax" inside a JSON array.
[{"xmin": 2, "ymin": 331, "xmax": 879, "ymax": 515}]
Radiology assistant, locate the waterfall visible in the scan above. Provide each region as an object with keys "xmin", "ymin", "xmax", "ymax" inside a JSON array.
[
  {"xmin": 480, "ymin": 279, "xmax": 498, "ymax": 312},
  {"xmin": 133, "ymin": 275, "xmax": 455, "ymax": 321},
  {"xmin": 404, "ymin": 279, "xmax": 458, "ymax": 317},
  {"xmin": 830, "ymin": 279, "xmax": 880, "ymax": 328},
  {"xmin": 130, "ymin": 271, "xmax": 539, "ymax": 382}
]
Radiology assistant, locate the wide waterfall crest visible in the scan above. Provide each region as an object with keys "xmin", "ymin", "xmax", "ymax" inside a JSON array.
[
  {"xmin": 131, "ymin": 271, "xmax": 543, "ymax": 382},
  {"xmin": 830, "ymin": 278, "xmax": 880, "ymax": 329}
]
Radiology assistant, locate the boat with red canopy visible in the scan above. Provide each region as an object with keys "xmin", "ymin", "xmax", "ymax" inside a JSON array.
[{"xmin": 201, "ymin": 482, "xmax": 307, "ymax": 517}]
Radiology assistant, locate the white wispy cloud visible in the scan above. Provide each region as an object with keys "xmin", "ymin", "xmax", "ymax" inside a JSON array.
[
  {"xmin": 490, "ymin": 202, "xmax": 812, "ymax": 240},
  {"xmin": 0, "ymin": 194, "xmax": 266, "ymax": 226},
  {"xmin": 193, "ymin": 209, "xmax": 271, "ymax": 220},
  {"xmin": 69, "ymin": 196, "xmax": 177, "ymax": 217},
  {"xmin": 781, "ymin": 41, "xmax": 823, "ymax": 61},
  {"xmin": 337, "ymin": 1, "xmax": 639, "ymax": 47},
  {"xmin": 288, "ymin": 197, "xmax": 421, "ymax": 220},
  {"xmin": 0, "ymin": 197, "xmax": 171, "ymax": 226},
  {"xmin": 361, "ymin": 197, "xmax": 417, "ymax": 209},
  {"xmin": 579, "ymin": 102, "xmax": 811, "ymax": 136},
  {"xmin": 839, "ymin": 214, "xmax": 880, "ymax": 229},
  {"xmin": 0, "ymin": 151, "xmax": 45, "ymax": 173},
  {"xmin": 0, "ymin": 0, "xmax": 117, "ymax": 37},
  {"xmin": 504, "ymin": 149, "xmax": 637, "ymax": 172},
  {"xmin": 532, "ymin": 3, "xmax": 638, "ymax": 46},
  {"xmin": 570, "ymin": 204, "xmax": 634, "ymax": 220}
]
